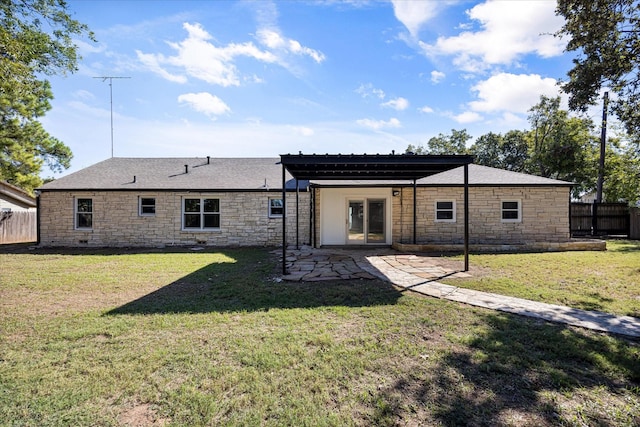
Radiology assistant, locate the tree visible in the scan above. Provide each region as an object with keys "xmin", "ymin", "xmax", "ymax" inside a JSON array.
[
  {"xmin": 469, "ymin": 130, "xmax": 529, "ymax": 172},
  {"xmin": 0, "ymin": 0, "xmax": 93, "ymax": 193},
  {"xmin": 500, "ymin": 130, "xmax": 530, "ymax": 172},
  {"xmin": 527, "ymin": 96, "xmax": 599, "ymax": 196},
  {"xmin": 427, "ymin": 129, "xmax": 471, "ymax": 155},
  {"xmin": 556, "ymin": 0, "xmax": 640, "ymax": 145},
  {"xmin": 406, "ymin": 129, "xmax": 471, "ymax": 155},
  {"xmin": 602, "ymin": 138, "xmax": 640, "ymax": 204},
  {"xmin": 469, "ymin": 132, "xmax": 502, "ymax": 167}
]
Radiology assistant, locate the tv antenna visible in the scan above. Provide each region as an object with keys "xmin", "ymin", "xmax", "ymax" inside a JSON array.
[{"xmin": 93, "ymin": 76, "xmax": 131, "ymax": 157}]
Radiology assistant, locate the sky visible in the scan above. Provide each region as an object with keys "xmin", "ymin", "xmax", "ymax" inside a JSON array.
[{"xmin": 42, "ymin": 0, "xmax": 580, "ymax": 177}]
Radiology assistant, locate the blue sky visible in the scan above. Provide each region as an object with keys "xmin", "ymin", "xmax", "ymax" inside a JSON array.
[{"xmin": 42, "ymin": 0, "xmax": 576, "ymax": 177}]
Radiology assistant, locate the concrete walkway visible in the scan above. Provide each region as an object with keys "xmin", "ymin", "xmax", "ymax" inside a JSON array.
[{"xmin": 283, "ymin": 247, "xmax": 640, "ymax": 338}]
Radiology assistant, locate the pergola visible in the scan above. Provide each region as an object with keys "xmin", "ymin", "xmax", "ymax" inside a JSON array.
[{"xmin": 280, "ymin": 153, "xmax": 474, "ymax": 275}]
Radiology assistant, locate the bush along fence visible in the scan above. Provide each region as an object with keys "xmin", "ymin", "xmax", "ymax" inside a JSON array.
[
  {"xmin": 570, "ymin": 202, "xmax": 638, "ymax": 238},
  {"xmin": 0, "ymin": 211, "xmax": 37, "ymax": 244}
]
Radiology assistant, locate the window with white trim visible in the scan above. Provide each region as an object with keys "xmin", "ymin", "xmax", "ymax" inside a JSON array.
[
  {"xmin": 139, "ymin": 197, "xmax": 156, "ymax": 216},
  {"xmin": 75, "ymin": 198, "xmax": 93, "ymax": 229},
  {"xmin": 183, "ymin": 198, "xmax": 220, "ymax": 230},
  {"xmin": 435, "ymin": 200, "xmax": 456, "ymax": 222},
  {"xmin": 501, "ymin": 200, "xmax": 521, "ymax": 222},
  {"xmin": 269, "ymin": 198, "xmax": 283, "ymax": 217}
]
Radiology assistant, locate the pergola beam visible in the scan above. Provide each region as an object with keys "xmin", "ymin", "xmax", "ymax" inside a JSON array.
[{"xmin": 280, "ymin": 153, "xmax": 474, "ymax": 275}]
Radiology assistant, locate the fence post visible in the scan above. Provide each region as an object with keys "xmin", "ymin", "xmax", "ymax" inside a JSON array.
[
  {"xmin": 591, "ymin": 202, "xmax": 598, "ymax": 236},
  {"xmin": 630, "ymin": 207, "xmax": 640, "ymax": 240}
]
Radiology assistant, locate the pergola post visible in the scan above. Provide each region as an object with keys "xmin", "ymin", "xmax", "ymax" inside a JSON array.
[
  {"xmin": 278, "ymin": 153, "xmax": 474, "ymax": 276},
  {"xmin": 413, "ymin": 179, "xmax": 417, "ymax": 244},
  {"xmin": 282, "ymin": 163, "xmax": 287, "ymax": 275},
  {"xmin": 464, "ymin": 163, "xmax": 469, "ymax": 272},
  {"xmin": 296, "ymin": 179, "xmax": 299, "ymax": 249}
]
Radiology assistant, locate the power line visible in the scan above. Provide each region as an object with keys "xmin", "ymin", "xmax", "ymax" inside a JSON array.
[{"xmin": 93, "ymin": 76, "xmax": 131, "ymax": 158}]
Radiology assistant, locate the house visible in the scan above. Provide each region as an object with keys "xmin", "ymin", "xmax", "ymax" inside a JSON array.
[
  {"xmin": 1, "ymin": 181, "xmax": 37, "ymax": 244},
  {"xmin": 0, "ymin": 181, "xmax": 37, "ymax": 212},
  {"xmin": 36, "ymin": 155, "xmax": 578, "ymax": 252}
]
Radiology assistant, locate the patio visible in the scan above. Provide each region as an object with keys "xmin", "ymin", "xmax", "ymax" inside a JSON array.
[{"xmin": 281, "ymin": 247, "xmax": 472, "ymax": 284}]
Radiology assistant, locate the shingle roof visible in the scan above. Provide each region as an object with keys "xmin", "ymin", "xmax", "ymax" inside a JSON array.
[
  {"xmin": 39, "ymin": 157, "xmax": 306, "ymax": 191},
  {"xmin": 416, "ymin": 164, "xmax": 573, "ymax": 186},
  {"xmin": 39, "ymin": 158, "xmax": 572, "ymax": 192},
  {"xmin": 311, "ymin": 164, "xmax": 572, "ymax": 187}
]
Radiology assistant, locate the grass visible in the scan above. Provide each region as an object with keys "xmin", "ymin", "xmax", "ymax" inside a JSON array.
[
  {"xmin": 441, "ymin": 239, "xmax": 640, "ymax": 317},
  {"xmin": 0, "ymin": 245, "xmax": 639, "ymax": 426}
]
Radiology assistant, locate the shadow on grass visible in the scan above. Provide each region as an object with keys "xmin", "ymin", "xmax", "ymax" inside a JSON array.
[
  {"xmin": 372, "ymin": 312, "xmax": 640, "ymax": 426},
  {"xmin": 608, "ymin": 240, "xmax": 640, "ymax": 252},
  {"xmin": 106, "ymin": 249, "xmax": 402, "ymax": 315}
]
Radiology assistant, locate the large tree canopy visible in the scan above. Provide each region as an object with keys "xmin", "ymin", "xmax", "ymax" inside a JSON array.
[
  {"xmin": 556, "ymin": 0, "xmax": 640, "ymax": 143},
  {"xmin": 527, "ymin": 95, "xmax": 598, "ymax": 193},
  {"xmin": 0, "ymin": 0, "xmax": 93, "ymax": 193}
]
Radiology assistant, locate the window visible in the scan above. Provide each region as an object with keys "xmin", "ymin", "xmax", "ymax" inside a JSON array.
[
  {"xmin": 183, "ymin": 198, "xmax": 220, "ymax": 230},
  {"xmin": 269, "ymin": 198, "xmax": 283, "ymax": 217},
  {"xmin": 435, "ymin": 200, "xmax": 456, "ymax": 222},
  {"xmin": 501, "ymin": 200, "xmax": 521, "ymax": 222},
  {"xmin": 75, "ymin": 198, "xmax": 93, "ymax": 229},
  {"xmin": 139, "ymin": 197, "xmax": 156, "ymax": 216}
]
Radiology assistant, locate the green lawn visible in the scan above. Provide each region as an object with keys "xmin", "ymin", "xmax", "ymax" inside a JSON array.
[
  {"xmin": 0, "ymin": 245, "xmax": 639, "ymax": 426},
  {"xmin": 442, "ymin": 240, "xmax": 640, "ymax": 318}
]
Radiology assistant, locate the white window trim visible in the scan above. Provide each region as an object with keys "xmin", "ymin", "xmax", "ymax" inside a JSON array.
[
  {"xmin": 139, "ymin": 197, "xmax": 156, "ymax": 216},
  {"xmin": 182, "ymin": 197, "xmax": 221, "ymax": 231},
  {"xmin": 268, "ymin": 197, "xmax": 283, "ymax": 218},
  {"xmin": 434, "ymin": 200, "xmax": 456, "ymax": 223},
  {"xmin": 501, "ymin": 199, "xmax": 522, "ymax": 223},
  {"xmin": 75, "ymin": 197, "xmax": 93, "ymax": 230}
]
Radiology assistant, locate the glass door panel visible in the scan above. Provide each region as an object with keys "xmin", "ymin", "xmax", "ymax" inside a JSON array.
[
  {"xmin": 347, "ymin": 201, "xmax": 365, "ymax": 243},
  {"xmin": 367, "ymin": 200, "xmax": 385, "ymax": 243}
]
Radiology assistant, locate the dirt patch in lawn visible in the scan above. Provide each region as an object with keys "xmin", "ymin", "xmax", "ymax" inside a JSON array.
[{"xmin": 118, "ymin": 403, "xmax": 168, "ymax": 427}]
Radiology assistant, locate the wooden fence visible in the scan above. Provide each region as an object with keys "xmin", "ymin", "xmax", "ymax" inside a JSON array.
[
  {"xmin": 631, "ymin": 208, "xmax": 640, "ymax": 240},
  {"xmin": 570, "ymin": 202, "xmax": 630, "ymax": 237},
  {"xmin": 0, "ymin": 211, "xmax": 37, "ymax": 244}
]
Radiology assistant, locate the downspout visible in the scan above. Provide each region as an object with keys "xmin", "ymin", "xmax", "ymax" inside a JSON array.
[
  {"xmin": 36, "ymin": 192, "xmax": 41, "ymax": 245},
  {"xmin": 568, "ymin": 188, "xmax": 573, "ymax": 238}
]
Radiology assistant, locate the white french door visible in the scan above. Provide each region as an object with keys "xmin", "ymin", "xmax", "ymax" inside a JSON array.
[{"xmin": 347, "ymin": 199, "xmax": 386, "ymax": 244}]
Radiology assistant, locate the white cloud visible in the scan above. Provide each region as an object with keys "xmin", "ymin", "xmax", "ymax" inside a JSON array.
[
  {"xmin": 391, "ymin": 0, "xmax": 442, "ymax": 38},
  {"xmin": 468, "ymin": 73, "xmax": 560, "ymax": 114},
  {"xmin": 73, "ymin": 90, "xmax": 95, "ymax": 101},
  {"xmin": 498, "ymin": 112, "xmax": 527, "ymax": 128},
  {"xmin": 136, "ymin": 50, "xmax": 188, "ymax": 83},
  {"xmin": 290, "ymin": 126, "xmax": 315, "ymax": 136},
  {"xmin": 381, "ymin": 97, "xmax": 409, "ymax": 111},
  {"xmin": 431, "ymin": 70, "xmax": 446, "ymax": 84},
  {"xmin": 356, "ymin": 117, "xmax": 401, "ymax": 130},
  {"xmin": 178, "ymin": 92, "xmax": 231, "ymax": 117},
  {"xmin": 137, "ymin": 22, "xmax": 279, "ymax": 86},
  {"xmin": 356, "ymin": 83, "xmax": 386, "ymax": 99},
  {"xmin": 420, "ymin": 1, "xmax": 565, "ymax": 72},
  {"xmin": 257, "ymin": 29, "xmax": 325, "ymax": 63},
  {"xmin": 419, "ymin": 106, "xmax": 434, "ymax": 114},
  {"xmin": 74, "ymin": 39, "xmax": 106, "ymax": 55},
  {"xmin": 449, "ymin": 111, "xmax": 482, "ymax": 124}
]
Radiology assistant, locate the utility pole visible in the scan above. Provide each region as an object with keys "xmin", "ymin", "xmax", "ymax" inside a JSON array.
[
  {"xmin": 596, "ymin": 91, "xmax": 609, "ymax": 203},
  {"xmin": 93, "ymin": 76, "xmax": 131, "ymax": 157}
]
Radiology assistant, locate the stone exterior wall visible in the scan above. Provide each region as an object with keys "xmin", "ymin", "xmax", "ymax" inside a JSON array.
[
  {"xmin": 38, "ymin": 190, "xmax": 310, "ymax": 247},
  {"xmin": 391, "ymin": 186, "xmax": 570, "ymax": 245}
]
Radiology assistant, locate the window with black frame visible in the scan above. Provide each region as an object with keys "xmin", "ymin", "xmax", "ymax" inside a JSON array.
[{"xmin": 183, "ymin": 198, "xmax": 220, "ymax": 230}]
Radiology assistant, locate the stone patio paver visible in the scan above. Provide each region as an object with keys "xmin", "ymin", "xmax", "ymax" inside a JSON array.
[{"xmin": 280, "ymin": 246, "xmax": 640, "ymax": 338}]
